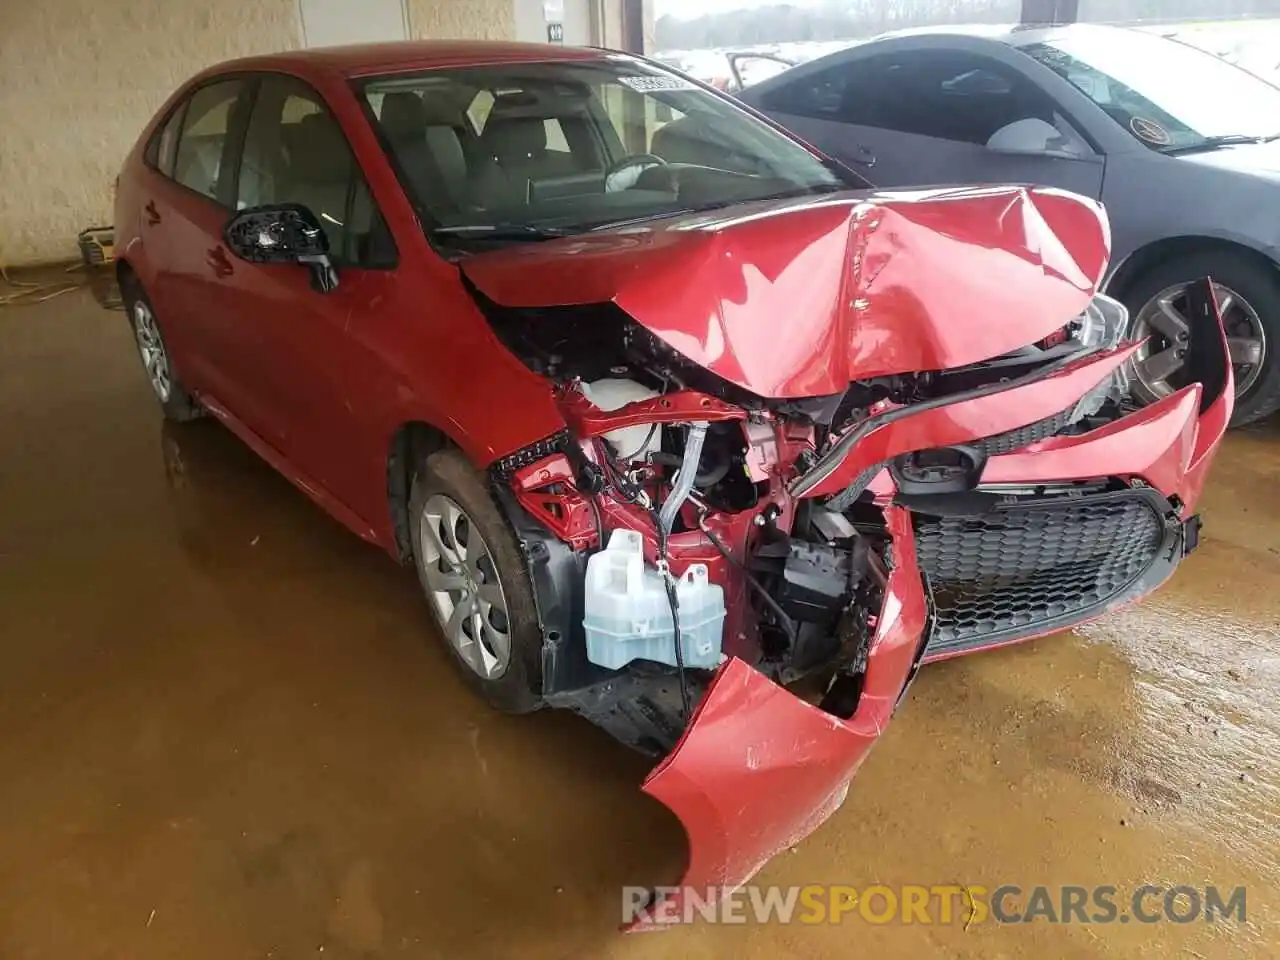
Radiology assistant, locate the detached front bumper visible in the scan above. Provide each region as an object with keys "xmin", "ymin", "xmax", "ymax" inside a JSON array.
[{"xmin": 630, "ymin": 507, "xmax": 926, "ymax": 930}]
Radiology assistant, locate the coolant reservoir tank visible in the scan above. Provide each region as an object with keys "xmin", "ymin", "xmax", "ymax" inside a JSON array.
[
  {"xmin": 580, "ymin": 378, "xmax": 661, "ymax": 461},
  {"xmin": 583, "ymin": 529, "xmax": 726, "ymax": 670}
]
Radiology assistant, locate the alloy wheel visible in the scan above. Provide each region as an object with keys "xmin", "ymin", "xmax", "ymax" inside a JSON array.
[
  {"xmin": 132, "ymin": 300, "xmax": 173, "ymax": 402},
  {"xmin": 419, "ymin": 494, "xmax": 512, "ymax": 679},
  {"xmin": 1129, "ymin": 281, "xmax": 1267, "ymax": 403}
]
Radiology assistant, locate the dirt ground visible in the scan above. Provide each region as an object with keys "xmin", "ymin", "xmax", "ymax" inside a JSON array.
[{"xmin": 1, "ymin": 286, "xmax": 1277, "ymax": 959}]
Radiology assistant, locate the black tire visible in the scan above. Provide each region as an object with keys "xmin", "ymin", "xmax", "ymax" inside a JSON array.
[
  {"xmin": 120, "ymin": 276, "xmax": 205, "ymax": 422},
  {"xmin": 1121, "ymin": 251, "xmax": 1280, "ymax": 426},
  {"xmin": 408, "ymin": 448, "xmax": 543, "ymax": 714}
]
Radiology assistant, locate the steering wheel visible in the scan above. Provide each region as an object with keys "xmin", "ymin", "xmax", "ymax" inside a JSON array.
[{"xmin": 604, "ymin": 153, "xmax": 669, "ymax": 193}]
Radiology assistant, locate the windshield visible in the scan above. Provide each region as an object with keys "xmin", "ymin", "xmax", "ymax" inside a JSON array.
[
  {"xmin": 357, "ymin": 56, "xmax": 853, "ymax": 244},
  {"xmin": 1021, "ymin": 28, "xmax": 1280, "ymax": 151}
]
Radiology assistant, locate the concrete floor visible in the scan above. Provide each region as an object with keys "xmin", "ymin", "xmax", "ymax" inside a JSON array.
[{"xmin": 1, "ymin": 286, "xmax": 1278, "ymax": 959}]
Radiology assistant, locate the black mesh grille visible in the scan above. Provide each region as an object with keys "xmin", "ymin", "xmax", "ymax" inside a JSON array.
[
  {"xmin": 915, "ymin": 490, "xmax": 1169, "ymax": 654},
  {"xmin": 975, "ymin": 406, "xmax": 1075, "ymax": 456}
]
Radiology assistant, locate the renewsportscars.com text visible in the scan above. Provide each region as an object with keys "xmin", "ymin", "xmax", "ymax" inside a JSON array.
[{"xmin": 623, "ymin": 883, "xmax": 1248, "ymax": 926}]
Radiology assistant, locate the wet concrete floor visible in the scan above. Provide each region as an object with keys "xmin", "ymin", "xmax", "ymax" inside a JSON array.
[{"xmin": 1, "ymin": 286, "xmax": 1278, "ymax": 958}]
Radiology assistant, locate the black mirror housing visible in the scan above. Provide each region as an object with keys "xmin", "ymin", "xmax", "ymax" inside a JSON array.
[
  {"xmin": 225, "ymin": 204, "xmax": 328, "ymax": 261},
  {"xmin": 224, "ymin": 204, "xmax": 339, "ymax": 292}
]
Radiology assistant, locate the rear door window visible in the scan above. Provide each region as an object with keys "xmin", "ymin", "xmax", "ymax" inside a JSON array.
[
  {"xmin": 172, "ymin": 79, "xmax": 246, "ymax": 202},
  {"xmin": 144, "ymin": 105, "xmax": 187, "ymax": 176}
]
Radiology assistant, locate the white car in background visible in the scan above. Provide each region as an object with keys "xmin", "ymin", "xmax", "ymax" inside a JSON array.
[
  {"xmin": 1149, "ymin": 20, "xmax": 1280, "ymax": 87},
  {"xmin": 653, "ymin": 48, "xmax": 795, "ymax": 93}
]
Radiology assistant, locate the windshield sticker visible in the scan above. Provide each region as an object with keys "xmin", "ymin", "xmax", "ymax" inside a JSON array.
[
  {"xmin": 1130, "ymin": 117, "xmax": 1172, "ymax": 146},
  {"xmin": 619, "ymin": 75, "xmax": 698, "ymax": 93}
]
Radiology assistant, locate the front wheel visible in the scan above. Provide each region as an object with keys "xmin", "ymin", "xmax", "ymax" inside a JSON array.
[
  {"xmin": 1121, "ymin": 252, "xmax": 1280, "ymax": 426},
  {"xmin": 408, "ymin": 448, "xmax": 544, "ymax": 714},
  {"xmin": 121, "ymin": 278, "xmax": 204, "ymax": 422}
]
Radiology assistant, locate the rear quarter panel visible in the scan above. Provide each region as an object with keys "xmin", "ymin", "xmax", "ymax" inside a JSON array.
[
  {"xmin": 114, "ymin": 130, "xmax": 153, "ymax": 287},
  {"xmin": 115, "ymin": 83, "xmax": 192, "ymax": 289}
]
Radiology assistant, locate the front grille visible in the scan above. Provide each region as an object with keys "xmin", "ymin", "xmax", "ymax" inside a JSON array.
[{"xmin": 914, "ymin": 489, "xmax": 1173, "ymax": 656}]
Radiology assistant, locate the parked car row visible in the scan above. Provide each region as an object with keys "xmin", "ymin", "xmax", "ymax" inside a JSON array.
[{"xmin": 114, "ymin": 36, "xmax": 1233, "ymax": 924}]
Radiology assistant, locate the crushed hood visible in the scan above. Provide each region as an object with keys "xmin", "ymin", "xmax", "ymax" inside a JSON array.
[{"xmin": 461, "ymin": 185, "xmax": 1112, "ymax": 398}]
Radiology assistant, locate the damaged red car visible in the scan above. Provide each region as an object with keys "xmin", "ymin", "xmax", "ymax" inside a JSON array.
[{"xmin": 114, "ymin": 41, "xmax": 1232, "ymax": 926}]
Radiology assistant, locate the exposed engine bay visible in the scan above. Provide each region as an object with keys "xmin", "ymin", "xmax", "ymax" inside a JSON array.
[{"xmin": 476, "ymin": 279, "xmax": 1173, "ymax": 755}]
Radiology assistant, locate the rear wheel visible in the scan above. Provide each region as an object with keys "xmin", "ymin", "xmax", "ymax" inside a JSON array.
[
  {"xmin": 122, "ymin": 278, "xmax": 204, "ymax": 422},
  {"xmin": 1121, "ymin": 251, "xmax": 1280, "ymax": 426},
  {"xmin": 408, "ymin": 448, "xmax": 543, "ymax": 714}
]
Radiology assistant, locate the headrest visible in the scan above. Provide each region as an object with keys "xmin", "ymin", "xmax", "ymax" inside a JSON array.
[
  {"xmin": 381, "ymin": 91, "xmax": 426, "ymax": 141},
  {"xmin": 418, "ymin": 92, "xmax": 466, "ymax": 127},
  {"xmin": 382, "ymin": 90, "xmax": 465, "ymax": 137},
  {"xmin": 290, "ymin": 113, "xmax": 351, "ymax": 183},
  {"xmin": 482, "ymin": 115, "xmax": 547, "ymax": 160}
]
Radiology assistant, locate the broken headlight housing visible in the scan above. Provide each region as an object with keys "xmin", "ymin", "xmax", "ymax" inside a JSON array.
[
  {"xmin": 1073, "ymin": 292, "xmax": 1130, "ymax": 352},
  {"xmin": 1069, "ymin": 293, "xmax": 1132, "ymax": 421}
]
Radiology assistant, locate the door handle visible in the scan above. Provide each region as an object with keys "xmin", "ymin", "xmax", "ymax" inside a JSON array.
[
  {"xmin": 205, "ymin": 247, "xmax": 233, "ymax": 279},
  {"xmin": 144, "ymin": 200, "xmax": 162, "ymax": 226}
]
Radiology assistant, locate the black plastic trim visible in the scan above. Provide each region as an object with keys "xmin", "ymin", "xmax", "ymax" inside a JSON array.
[
  {"xmin": 918, "ymin": 486, "xmax": 1182, "ymax": 658},
  {"xmin": 492, "ymin": 481, "xmax": 702, "ymax": 756}
]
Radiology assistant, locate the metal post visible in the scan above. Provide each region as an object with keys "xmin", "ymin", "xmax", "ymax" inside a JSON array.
[
  {"xmin": 1021, "ymin": 0, "xmax": 1080, "ymax": 25},
  {"xmin": 618, "ymin": 0, "xmax": 647, "ymax": 152},
  {"xmin": 621, "ymin": 0, "xmax": 645, "ymax": 53}
]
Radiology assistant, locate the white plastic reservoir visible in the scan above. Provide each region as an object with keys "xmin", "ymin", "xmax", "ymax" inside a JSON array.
[
  {"xmin": 583, "ymin": 529, "xmax": 726, "ymax": 670},
  {"xmin": 579, "ymin": 379, "xmax": 662, "ymax": 461}
]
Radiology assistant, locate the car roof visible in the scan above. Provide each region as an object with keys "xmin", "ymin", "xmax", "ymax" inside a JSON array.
[
  {"xmin": 207, "ymin": 40, "xmax": 611, "ymax": 81},
  {"xmin": 865, "ymin": 21, "xmax": 1140, "ymax": 49}
]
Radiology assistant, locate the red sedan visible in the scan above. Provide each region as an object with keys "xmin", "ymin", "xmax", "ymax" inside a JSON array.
[{"xmin": 114, "ymin": 40, "xmax": 1232, "ymax": 927}]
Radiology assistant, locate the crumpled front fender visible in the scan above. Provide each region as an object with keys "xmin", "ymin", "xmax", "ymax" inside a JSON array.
[
  {"xmin": 628, "ymin": 508, "xmax": 926, "ymax": 930},
  {"xmin": 791, "ymin": 342, "xmax": 1140, "ymax": 500},
  {"xmin": 860, "ymin": 276, "xmax": 1235, "ymax": 514}
]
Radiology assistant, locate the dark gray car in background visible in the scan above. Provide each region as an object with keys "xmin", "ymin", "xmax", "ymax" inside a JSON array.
[{"xmin": 741, "ymin": 23, "xmax": 1280, "ymax": 424}]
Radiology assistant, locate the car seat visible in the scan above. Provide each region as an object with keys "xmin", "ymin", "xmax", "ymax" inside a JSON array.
[
  {"xmin": 288, "ymin": 113, "xmax": 354, "ymax": 254},
  {"xmin": 380, "ymin": 91, "xmax": 471, "ymax": 213}
]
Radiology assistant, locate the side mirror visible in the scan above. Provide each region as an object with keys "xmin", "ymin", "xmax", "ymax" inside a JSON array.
[
  {"xmin": 988, "ymin": 143, "xmax": 1086, "ymax": 161},
  {"xmin": 224, "ymin": 204, "xmax": 339, "ymax": 292},
  {"xmin": 986, "ymin": 118, "xmax": 1087, "ymax": 162}
]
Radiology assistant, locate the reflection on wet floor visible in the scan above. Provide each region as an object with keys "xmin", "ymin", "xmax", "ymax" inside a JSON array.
[
  {"xmin": 0, "ymin": 289, "xmax": 1277, "ymax": 958},
  {"xmin": 1080, "ymin": 421, "xmax": 1280, "ymax": 881}
]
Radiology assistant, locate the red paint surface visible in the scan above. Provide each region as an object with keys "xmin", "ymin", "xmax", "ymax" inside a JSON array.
[
  {"xmin": 511, "ymin": 455, "xmax": 600, "ymax": 551},
  {"xmin": 463, "ymin": 185, "xmax": 1111, "ymax": 398},
  {"xmin": 556, "ymin": 386, "xmax": 747, "ymax": 436},
  {"xmin": 979, "ymin": 282, "xmax": 1234, "ymax": 514},
  {"xmin": 798, "ymin": 344, "xmax": 1139, "ymax": 500},
  {"xmin": 629, "ymin": 507, "xmax": 926, "ymax": 930}
]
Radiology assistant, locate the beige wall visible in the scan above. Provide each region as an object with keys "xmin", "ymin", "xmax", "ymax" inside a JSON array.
[
  {"xmin": 0, "ymin": 0, "xmax": 513, "ymax": 266},
  {"xmin": 0, "ymin": 0, "xmax": 302, "ymax": 266},
  {"xmin": 1, "ymin": 0, "xmax": 637, "ymax": 266},
  {"xmin": 407, "ymin": 0, "xmax": 513, "ymax": 41}
]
